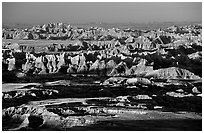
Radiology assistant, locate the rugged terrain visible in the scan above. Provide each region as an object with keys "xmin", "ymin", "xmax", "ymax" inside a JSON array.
[{"xmin": 2, "ymin": 23, "xmax": 202, "ymax": 130}]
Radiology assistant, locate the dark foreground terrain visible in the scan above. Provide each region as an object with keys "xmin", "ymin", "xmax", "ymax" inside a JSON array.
[{"xmin": 2, "ymin": 74, "xmax": 202, "ymax": 131}]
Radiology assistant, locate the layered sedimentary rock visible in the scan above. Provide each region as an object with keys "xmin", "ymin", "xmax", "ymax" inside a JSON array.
[
  {"xmin": 145, "ymin": 67, "xmax": 201, "ymax": 79},
  {"xmin": 2, "ymin": 23, "xmax": 202, "ymax": 79}
]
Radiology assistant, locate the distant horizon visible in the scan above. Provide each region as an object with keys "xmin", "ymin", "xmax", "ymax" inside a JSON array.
[
  {"xmin": 2, "ymin": 20, "xmax": 202, "ymax": 25},
  {"xmin": 2, "ymin": 20, "xmax": 202, "ymax": 31}
]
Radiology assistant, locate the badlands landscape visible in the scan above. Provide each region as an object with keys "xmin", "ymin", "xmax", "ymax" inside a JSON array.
[{"xmin": 2, "ymin": 22, "xmax": 202, "ymax": 130}]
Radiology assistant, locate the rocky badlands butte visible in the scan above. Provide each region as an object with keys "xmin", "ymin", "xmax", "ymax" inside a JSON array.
[{"xmin": 2, "ymin": 22, "xmax": 202, "ymax": 130}]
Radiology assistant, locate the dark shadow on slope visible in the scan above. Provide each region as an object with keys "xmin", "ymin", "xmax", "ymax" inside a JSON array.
[{"xmin": 69, "ymin": 119, "xmax": 202, "ymax": 131}]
